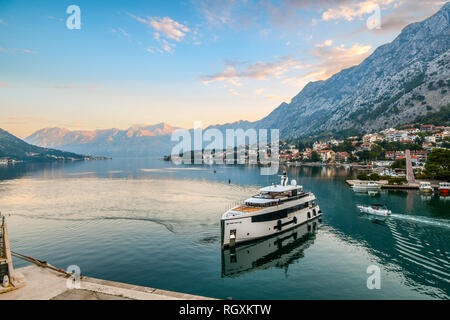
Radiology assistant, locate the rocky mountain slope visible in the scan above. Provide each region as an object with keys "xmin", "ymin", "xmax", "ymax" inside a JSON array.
[
  {"xmin": 0, "ymin": 128, "xmax": 93, "ymax": 162},
  {"xmin": 253, "ymin": 2, "xmax": 450, "ymax": 138}
]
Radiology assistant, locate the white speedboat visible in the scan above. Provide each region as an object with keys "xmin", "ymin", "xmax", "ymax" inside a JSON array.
[
  {"xmin": 357, "ymin": 204, "xmax": 391, "ymax": 217},
  {"xmin": 352, "ymin": 181, "xmax": 381, "ymax": 192},
  {"xmin": 221, "ymin": 172, "xmax": 321, "ymax": 248},
  {"xmin": 419, "ymin": 182, "xmax": 433, "ymax": 193}
]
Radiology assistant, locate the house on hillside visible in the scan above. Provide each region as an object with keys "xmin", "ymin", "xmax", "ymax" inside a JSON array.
[
  {"xmin": 318, "ymin": 150, "xmax": 335, "ymax": 162},
  {"xmin": 335, "ymin": 152, "xmax": 351, "ymax": 162}
]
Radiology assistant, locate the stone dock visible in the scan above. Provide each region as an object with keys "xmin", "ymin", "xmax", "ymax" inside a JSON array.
[
  {"xmin": 346, "ymin": 180, "xmax": 440, "ymax": 190},
  {"xmin": 0, "ymin": 265, "xmax": 214, "ymax": 300}
]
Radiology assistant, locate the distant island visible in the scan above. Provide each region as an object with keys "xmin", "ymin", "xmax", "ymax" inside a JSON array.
[{"xmin": 0, "ymin": 128, "xmax": 109, "ymax": 164}]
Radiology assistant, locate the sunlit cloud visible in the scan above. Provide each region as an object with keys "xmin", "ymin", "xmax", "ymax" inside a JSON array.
[
  {"xmin": 129, "ymin": 13, "xmax": 190, "ymax": 42},
  {"xmin": 148, "ymin": 17, "xmax": 190, "ymax": 42},
  {"xmin": 282, "ymin": 42, "xmax": 372, "ymax": 90},
  {"xmin": 322, "ymin": 0, "xmax": 397, "ymax": 21},
  {"xmin": 0, "ymin": 81, "xmax": 10, "ymax": 87},
  {"xmin": 161, "ymin": 39, "xmax": 175, "ymax": 53},
  {"xmin": 352, "ymin": 0, "xmax": 447, "ymax": 34},
  {"xmin": 254, "ymin": 88, "xmax": 264, "ymax": 95},
  {"xmin": 200, "ymin": 56, "xmax": 304, "ymax": 85},
  {"xmin": 310, "ymin": 42, "xmax": 372, "ymax": 79},
  {"xmin": 127, "ymin": 13, "xmax": 189, "ymax": 53}
]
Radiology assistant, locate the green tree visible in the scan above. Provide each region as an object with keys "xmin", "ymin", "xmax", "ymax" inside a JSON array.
[
  {"xmin": 424, "ymin": 148, "xmax": 450, "ymax": 180},
  {"xmin": 311, "ymin": 151, "xmax": 321, "ymax": 162},
  {"xmin": 391, "ymin": 158, "xmax": 406, "ymax": 169}
]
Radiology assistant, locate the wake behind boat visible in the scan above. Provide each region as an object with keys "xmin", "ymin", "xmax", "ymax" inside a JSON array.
[
  {"xmin": 221, "ymin": 172, "xmax": 322, "ymax": 248},
  {"xmin": 357, "ymin": 204, "xmax": 392, "ymax": 217}
]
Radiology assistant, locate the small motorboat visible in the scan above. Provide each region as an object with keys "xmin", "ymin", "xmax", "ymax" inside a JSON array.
[
  {"xmin": 419, "ymin": 182, "xmax": 433, "ymax": 193},
  {"xmin": 357, "ymin": 204, "xmax": 391, "ymax": 217},
  {"xmin": 352, "ymin": 181, "xmax": 381, "ymax": 192}
]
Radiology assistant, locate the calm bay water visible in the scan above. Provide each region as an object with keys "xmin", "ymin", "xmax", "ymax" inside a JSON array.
[{"xmin": 0, "ymin": 159, "xmax": 449, "ymax": 299}]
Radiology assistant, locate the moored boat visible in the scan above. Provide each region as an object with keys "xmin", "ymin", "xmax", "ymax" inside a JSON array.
[
  {"xmin": 439, "ymin": 182, "xmax": 450, "ymax": 196},
  {"xmin": 221, "ymin": 172, "xmax": 321, "ymax": 248},
  {"xmin": 419, "ymin": 182, "xmax": 433, "ymax": 193},
  {"xmin": 352, "ymin": 181, "xmax": 381, "ymax": 192}
]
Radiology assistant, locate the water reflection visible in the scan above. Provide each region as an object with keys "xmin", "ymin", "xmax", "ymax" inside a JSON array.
[
  {"xmin": 222, "ymin": 218, "xmax": 321, "ymax": 278},
  {"xmin": 1, "ymin": 159, "xmax": 449, "ymax": 299},
  {"xmin": 386, "ymin": 218, "xmax": 450, "ymax": 299}
]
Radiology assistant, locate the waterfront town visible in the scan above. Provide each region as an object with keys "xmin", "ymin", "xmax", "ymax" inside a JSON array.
[
  {"xmin": 162, "ymin": 121, "xmax": 450, "ymax": 184},
  {"xmin": 280, "ymin": 123, "xmax": 450, "ymax": 167}
]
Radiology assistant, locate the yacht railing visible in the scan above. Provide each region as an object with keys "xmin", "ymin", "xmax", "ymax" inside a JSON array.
[
  {"xmin": 225, "ymin": 192, "xmax": 313, "ymax": 211},
  {"xmin": 225, "ymin": 200, "xmax": 246, "ymax": 211}
]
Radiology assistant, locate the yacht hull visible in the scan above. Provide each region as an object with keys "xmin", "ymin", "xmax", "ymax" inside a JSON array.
[{"xmin": 221, "ymin": 199, "xmax": 321, "ymax": 248}]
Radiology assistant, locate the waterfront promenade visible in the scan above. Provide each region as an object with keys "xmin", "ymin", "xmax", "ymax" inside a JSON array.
[{"xmin": 0, "ymin": 265, "xmax": 214, "ymax": 300}]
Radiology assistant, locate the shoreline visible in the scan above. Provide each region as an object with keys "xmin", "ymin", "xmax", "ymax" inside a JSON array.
[{"xmin": 1, "ymin": 265, "xmax": 214, "ymax": 300}]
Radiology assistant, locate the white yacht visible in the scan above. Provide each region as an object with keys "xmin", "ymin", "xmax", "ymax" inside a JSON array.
[{"xmin": 221, "ymin": 172, "xmax": 321, "ymax": 248}]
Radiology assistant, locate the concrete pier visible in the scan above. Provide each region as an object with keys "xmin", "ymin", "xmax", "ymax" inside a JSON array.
[
  {"xmin": 0, "ymin": 265, "xmax": 214, "ymax": 300},
  {"xmin": 346, "ymin": 180, "xmax": 440, "ymax": 190}
]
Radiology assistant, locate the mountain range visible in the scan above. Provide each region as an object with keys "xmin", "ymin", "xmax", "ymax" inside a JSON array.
[
  {"xmin": 211, "ymin": 2, "xmax": 450, "ymax": 139},
  {"xmin": 0, "ymin": 128, "xmax": 98, "ymax": 162},
  {"xmin": 24, "ymin": 3, "xmax": 450, "ymax": 156},
  {"xmin": 25, "ymin": 123, "xmax": 179, "ymax": 157}
]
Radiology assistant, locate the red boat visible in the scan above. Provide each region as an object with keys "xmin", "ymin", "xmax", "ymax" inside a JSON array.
[{"xmin": 439, "ymin": 182, "xmax": 450, "ymax": 195}]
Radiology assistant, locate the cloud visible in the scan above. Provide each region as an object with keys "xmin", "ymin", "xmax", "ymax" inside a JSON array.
[
  {"xmin": 254, "ymin": 88, "xmax": 264, "ymax": 95},
  {"xmin": 311, "ymin": 43, "xmax": 372, "ymax": 78},
  {"xmin": 0, "ymin": 47, "xmax": 38, "ymax": 54},
  {"xmin": 283, "ymin": 42, "xmax": 372, "ymax": 89},
  {"xmin": 0, "ymin": 81, "xmax": 10, "ymax": 87},
  {"xmin": 193, "ymin": 0, "xmax": 259, "ymax": 29},
  {"xmin": 117, "ymin": 27, "xmax": 130, "ymax": 38},
  {"xmin": 0, "ymin": 19, "xmax": 7, "ymax": 26},
  {"xmin": 355, "ymin": 0, "xmax": 447, "ymax": 34},
  {"xmin": 322, "ymin": 0, "xmax": 397, "ymax": 21},
  {"xmin": 148, "ymin": 17, "xmax": 190, "ymax": 42},
  {"xmin": 315, "ymin": 39, "xmax": 333, "ymax": 47},
  {"xmin": 129, "ymin": 13, "xmax": 190, "ymax": 42},
  {"xmin": 193, "ymin": 0, "xmax": 357, "ymax": 30},
  {"xmin": 200, "ymin": 56, "xmax": 305, "ymax": 85},
  {"xmin": 22, "ymin": 49, "xmax": 37, "ymax": 54},
  {"xmin": 161, "ymin": 39, "xmax": 175, "ymax": 53}
]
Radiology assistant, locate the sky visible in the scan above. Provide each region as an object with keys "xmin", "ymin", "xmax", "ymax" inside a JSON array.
[{"xmin": 0, "ymin": 0, "xmax": 447, "ymax": 138}]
